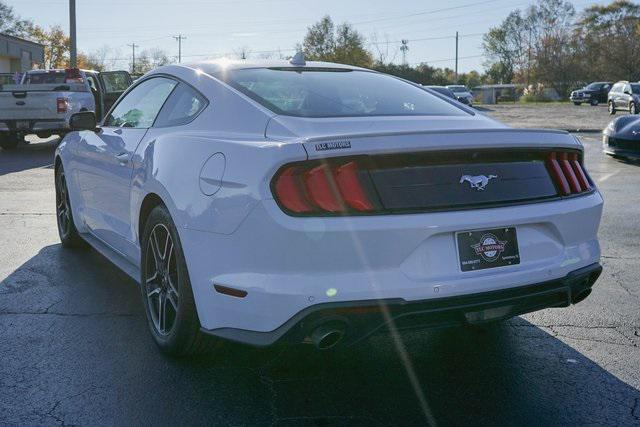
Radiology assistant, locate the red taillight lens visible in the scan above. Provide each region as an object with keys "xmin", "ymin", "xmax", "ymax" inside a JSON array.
[
  {"xmin": 273, "ymin": 166, "xmax": 312, "ymax": 213},
  {"xmin": 56, "ymin": 97, "xmax": 68, "ymax": 113},
  {"xmin": 569, "ymin": 153, "xmax": 591, "ymax": 191},
  {"xmin": 546, "ymin": 151, "xmax": 591, "ymax": 196},
  {"xmin": 335, "ymin": 161, "xmax": 374, "ymax": 212},
  {"xmin": 273, "ymin": 160, "xmax": 375, "ymax": 215}
]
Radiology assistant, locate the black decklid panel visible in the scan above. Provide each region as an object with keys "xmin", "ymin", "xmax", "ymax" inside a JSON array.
[{"xmin": 369, "ymin": 161, "xmax": 557, "ymax": 211}]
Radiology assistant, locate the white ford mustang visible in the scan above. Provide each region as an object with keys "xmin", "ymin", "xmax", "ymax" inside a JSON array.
[{"xmin": 54, "ymin": 57, "xmax": 603, "ymax": 355}]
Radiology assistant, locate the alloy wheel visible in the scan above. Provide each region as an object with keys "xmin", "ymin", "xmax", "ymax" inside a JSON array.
[
  {"xmin": 145, "ymin": 223, "xmax": 179, "ymax": 336},
  {"xmin": 56, "ymin": 171, "xmax": 71, "ymax": 237}
]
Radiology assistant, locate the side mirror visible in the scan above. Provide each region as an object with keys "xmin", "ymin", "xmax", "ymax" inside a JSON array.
[
  {"xmin": 69, "ymin": 111, "xmax": 98, "ymax": 131},
  {"xmin": 624, "ymin": 90, "xmax": 632, "ymax": 95}
]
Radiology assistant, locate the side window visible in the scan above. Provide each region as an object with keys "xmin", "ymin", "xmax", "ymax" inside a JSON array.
[
  {"xmin": 101, "ymin": 71, "xmax": 131, "ymax": 94},
  {"xmin": 104, "ymin": 77, "xmax": 177, "ymax": 128},
  {"xmin": 153, "ymin": 83, "xmax": 208, "ymax": 127},
  {"xmin": 624, "ymin": 84, "xmax": 631, "ymax": 94}
]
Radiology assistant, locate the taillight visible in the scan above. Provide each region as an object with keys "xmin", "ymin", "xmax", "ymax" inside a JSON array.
[
  {"xmin": 546, "ymin": 151, "xmax": 591, "ymax": 196},
  {"xmin": 272, "ymin": 160, "xmax": 376, "ymax": 215},
  {"xmin": 56, "ymin": 97, "xmax": 68, "ymax": 114}
]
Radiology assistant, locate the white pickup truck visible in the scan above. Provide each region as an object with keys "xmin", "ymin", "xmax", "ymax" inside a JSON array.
[{"xmin": 0, "ymin": 68, "xmax": 131, "ymax": 149}]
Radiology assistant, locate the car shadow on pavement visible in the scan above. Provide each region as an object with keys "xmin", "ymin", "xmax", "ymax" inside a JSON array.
[
  {"xmin": 0, "ymin": 138, "xmax": 58, "ymax": 176},
  {"xmin": 1, "ymin": 244, "xmax": 639, "ymax": 425}
]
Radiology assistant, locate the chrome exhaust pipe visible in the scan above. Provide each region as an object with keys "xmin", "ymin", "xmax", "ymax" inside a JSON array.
[{"xmin": 311, "ymin": 324, "xmax": 346, "ymax": 350}]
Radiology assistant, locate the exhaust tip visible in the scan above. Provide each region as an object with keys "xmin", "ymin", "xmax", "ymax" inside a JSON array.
[{"xmin": 311, "ymin": 323, "xmax": 346, "ymax": 350}]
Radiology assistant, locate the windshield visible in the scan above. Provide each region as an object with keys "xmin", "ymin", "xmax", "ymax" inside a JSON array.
[
  {"xmin": 448, "ymin": 86, "xmax": 468, "ymax": 92},
  {"xmin": 221, "ymin": 68, "xmax": 468, "ymax": 118},
  {"xmin": 585, "ymin": 83, "xmax": 602, "ymax": 90},
  {"xmin": 632, "ymin": 84, "xmax": 640, "ymax": 94},
  {"xmin": 24, "ymin": 72, "xmax": 66, "ymax": 84}
]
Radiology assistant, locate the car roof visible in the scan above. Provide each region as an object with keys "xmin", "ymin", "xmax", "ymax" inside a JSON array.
[{"xmin": 184, "ymin": 58, "xmax": 369, "ymax": 76}]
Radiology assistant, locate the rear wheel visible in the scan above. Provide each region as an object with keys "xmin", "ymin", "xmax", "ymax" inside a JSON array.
[
  {"xmin": 608, "ymin": 101, "xmax": 616, "ymax": 115},
  {"xmin": 590, "ymin": 99, "xmax": 599, "ymax": 106},
  {"xmin": 55, "ymin": 165, "xmax": 84, "ymax": 247},
  {"xmin": 140, "ymin": 205, "xmax": 218, "ymax": 356},
  {"xmin": 0, "ymin": 133, "xmax": 19, "ymax": 150}
]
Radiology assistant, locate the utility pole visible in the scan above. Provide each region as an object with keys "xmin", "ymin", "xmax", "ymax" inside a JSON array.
[
  {"xmin": 454, "ymin": 31, "xmax": 459, "ymax": 82},
  {"xmin": 69, "ymin": 0, "xmax": 77, "ymax": 68},
  {"xmin": 128, "ymin": 43, "xmax": 139, "ymax": 74},
  {"xmin": 400, "ymin": 39, "xmax": 409, "ymax": 65},
  {"xmin": 174, "ymin": 34, "xmax": 186, "ymax": 63}
]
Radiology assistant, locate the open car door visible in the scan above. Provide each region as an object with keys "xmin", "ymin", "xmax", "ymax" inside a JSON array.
[{"xmin": 97, "ymin": 71, "xmax": 132, "ymax": 120}]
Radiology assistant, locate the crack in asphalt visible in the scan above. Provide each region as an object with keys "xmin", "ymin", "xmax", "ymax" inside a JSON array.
[
  {"xmin": 607, "ymin": 268, "xmax": 638, "ymax": 299},
  {"xmin": 41, "ymin": 386, "xmax": 95, "ymax": 426}
]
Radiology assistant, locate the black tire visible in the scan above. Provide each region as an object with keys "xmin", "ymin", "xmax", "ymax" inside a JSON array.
[
  {"xmin": 0, "ymin": 133, "xmax": 19, "ymax": 150},
  {"xmin": 140, "ymin": 205, "xmax": 218, "ymax": 356},
  {"xmin": 55, "ymin": 165, "xmax": 85, "ymax": 247},
  {"xmin": 608, "ymin": 101, "xmax": 616, "ymax": 115},
  {"xmin": 573, "ymin": 102, "xmax": 581, "ymax": 106},
  {"xmin": 630, "ymin": 102, "xmax": 638, "ymax": 115},
  {"xmin": 590, "ymin": 99, "xmax": 599, "ymax": 106}
]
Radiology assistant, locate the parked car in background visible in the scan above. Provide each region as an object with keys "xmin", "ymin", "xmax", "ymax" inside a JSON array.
[
  {"xmin": 607, "ymin": 81, "xmax": 640, "ymax": 115},
  {"xmin": 424, "ymin": 85, "xmax": 457, "ymax": 100},
  {"xmin": 603, "ymin": 115, "xmax": 640, "ymax": 160},
  {"xmin": 0, "ymin": 68, "xmax": 131, "ymax": 150},
  {"xmin": 570, "ymin": 82, "xmax": 611, "ymax": 106},
  {"xmin": 446, "ymin": 85, "xmax": 474, "ymax": 105},
  {"xmin": 54, "ymin": 58, "xmax": 602, "ymax": 356}
]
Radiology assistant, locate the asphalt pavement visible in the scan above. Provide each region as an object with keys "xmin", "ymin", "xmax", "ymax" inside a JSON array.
[{"xmin": 1, "ymin": 133, "xmax": 639, "ymax": 426}]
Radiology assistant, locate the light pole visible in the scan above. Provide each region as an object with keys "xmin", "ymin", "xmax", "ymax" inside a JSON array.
[{"xmin": 69, "ymin": 0, "xmax": 77, "ymax": 68}]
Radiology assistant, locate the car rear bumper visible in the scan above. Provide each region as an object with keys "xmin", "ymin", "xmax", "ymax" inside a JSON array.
[
  {"xmin": 204, "ymin": 262, "xmax": 602, "ymax": 347},
  {"xmin": 0, "ymin": 119, "xmax": 68, "ymax": 133},
  {"xmin": 181, "ymin": 190, "xmax": 603, "ymax": 339}
]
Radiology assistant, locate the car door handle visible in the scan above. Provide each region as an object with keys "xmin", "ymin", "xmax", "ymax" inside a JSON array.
[{"xmin": 115, "ymin": 152, "xmax": 129, "ymax": 165}]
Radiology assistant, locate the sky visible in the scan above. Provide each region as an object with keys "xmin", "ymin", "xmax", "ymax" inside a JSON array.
[{"xmin": 7, "ymin": 0, "xmax": 612, "ymax": 72}]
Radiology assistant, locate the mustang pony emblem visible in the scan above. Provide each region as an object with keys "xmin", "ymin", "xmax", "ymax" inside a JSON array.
[{"xmin": 459, "ymin": 174, "xmax": 497, "ymax": 191}]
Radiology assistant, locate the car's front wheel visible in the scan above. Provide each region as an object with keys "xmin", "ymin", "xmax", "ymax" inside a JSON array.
[
  {"xmin": 630, "ymin": 102, "xmax": 639, "ymax": 115},
  {"xmin": 573, "ymin": 102, "xmax": 581, "ymax": 106},
  {"xmin": 608, "ymin": 101, "xmax": 616, "ymax": 115},
  {"xmin": 140, "ymin": 205, "xmax": 217, "ymax": 356}
]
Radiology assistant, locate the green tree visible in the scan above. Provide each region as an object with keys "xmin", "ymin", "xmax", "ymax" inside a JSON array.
[
  {"xmin": 27, "ymin": 25, "xmax": 71, "ymax": 69},
  {"xmin": 575, "ymin": 1, "xmax": 640, "ymax": 81},
  {"xmin": 0, "ymin": 1, "xmax": 32, "ymax": 37},
  {"xmin": 300, "ymin": 16, "xmax": 373, "ymax": 68}
]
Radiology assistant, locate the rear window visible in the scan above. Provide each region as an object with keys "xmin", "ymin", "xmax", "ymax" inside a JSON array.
[
  {"xmin": 24, "ymin": 72, "xmax": 66, "ymax": 84},
  {"xmin": 221, "ymin": 68, "xmax": 468, "ymax": 118}
]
